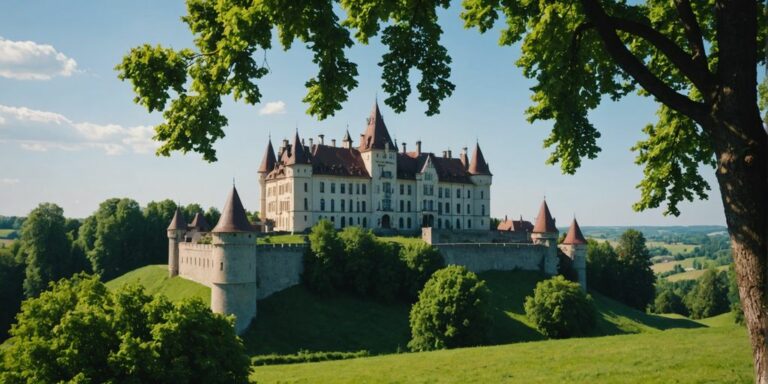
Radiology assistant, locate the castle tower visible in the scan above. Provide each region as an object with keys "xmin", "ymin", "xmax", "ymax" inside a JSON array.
[
  {"xmin": 285, "ymin": 131, "xmax": 313, "ymax": 232},
  {"xmin": 359, "ymin": 101, "xmax": 397, "ymax": 228},
  {"xmin": 210, "ymin": 185, "xmax": 258, "ymax": 334},
  {"xmin": 468, "ymin": 141, "xmax": 492, "ymax": 230},
  {"xmin": 166, "ymin": 207, "xmax": 187, "ymax": 277},
  {"xmin": 560, "ymin": 217, "xmax": 588, "ymax": 290},
  {"xmin": 531, "ymin": 199, "xmax": 559, "ymax": 275},
  {"xmin": 258, "ymin": 138, "xmax": 277, "ymax": 224}
]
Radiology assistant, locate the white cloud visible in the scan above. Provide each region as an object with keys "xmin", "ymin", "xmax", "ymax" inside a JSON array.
[
  {"xmin": 0, "ymin": 37, "xmax": 78, "ymax": 80},
  {"xmin": 0, "ymin": 104, "xmax": 158, "ymax": 155},
  {"xmin": 259, "ymin": 100, "xmax": 286, "ymax": 115},
  {"xmin": 0, "ymin": 178, "xmax": 19, "ymax": 185}
]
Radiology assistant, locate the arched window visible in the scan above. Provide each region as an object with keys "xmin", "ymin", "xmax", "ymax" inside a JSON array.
[
  {"xmin": 320, "ymin": 199, "xmax": 325, "ymax": 211},
  {"xmin": 399, "ymin": 217, "xmax": 404, "ymax": 228},
  {"xmin": 341, "ymin": 216, "xmax": 346, "ymax": 228}
]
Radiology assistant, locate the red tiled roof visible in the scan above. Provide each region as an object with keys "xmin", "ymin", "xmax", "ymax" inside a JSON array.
[
  {"xmin": 359, "ymin": 101, "xmax": 395, "ymax": 152},
  {"xmin": 468, "ymin": 142, "xmax": 491, "ymax": 175},
  {"xmin": 563, "ymin": 218, "xmax": 587, "ymax": 245},
  {"xmin": 533, "ymin": 200, "xmax": 558, "ymax": 233},
  {"xmin": 212, "ymin": 186, "xmax": 253, "ymax": 232},
  {"xmin": 498, "ymin": 218, "xmax": 533, "ymax": 232},
  {"xmin": 258, "ymin": 139, "xmax": 276, "ymax": 173},
  {"xmin": 167, "ymin": 207, "xmax": 187, "ymax": 230},
  {"xmin": 396, "ymin": 152, "xmax": 473, "ymax": 184},
  {"xmin": 311, "ymin": 145, "xmax": 370, "ymax": 177}
]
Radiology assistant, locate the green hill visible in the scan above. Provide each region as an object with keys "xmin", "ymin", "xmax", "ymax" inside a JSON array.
[{"xmin": 105, "ymin": 265, "xmax": 211, "ymax": 305}]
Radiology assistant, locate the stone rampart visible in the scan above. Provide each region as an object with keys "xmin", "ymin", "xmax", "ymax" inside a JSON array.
[
  {"xmin": 436, "ymin": 242, "xmax": 549, "ymax": 274},
  {"xmin": 178, "ymin": 243, "xmax": 216, "ymax": 287},
  {"xmin": 255, "ymin": 244, "xmax": 306, "ymax": 299},
  {"xmin": 423, "ymin": 228, "xmax": 529, "ymax": 245}
]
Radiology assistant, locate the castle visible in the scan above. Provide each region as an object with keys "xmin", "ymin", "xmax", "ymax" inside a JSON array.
[
  {"xmin": 258, "ymin": 102, "xmax": 491, "ymax": 233},
  {"xmin": 166, "ymin": 102, "xmax": 588, "ymax": 334}
]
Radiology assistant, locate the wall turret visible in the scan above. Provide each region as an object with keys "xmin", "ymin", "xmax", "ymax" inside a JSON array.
[
  {"xmin": 559, "ymin": 217, "xmax": 588, "ymax": 290},
  {"xmin": 258, "ymin": 138, "xmax": 276, "ymax": 222},
  {"xmin": 531, "ymin": 199, "xmax": 559, "ymax": 275},
  {"xmin": 167, "ymin": 207, "xmax": 187, "ymax": 277},
  {"xmin": 210, "ymin": 185, "xmax": 258, "ymax": 334}
]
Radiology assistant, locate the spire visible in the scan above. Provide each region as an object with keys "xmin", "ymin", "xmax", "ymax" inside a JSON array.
[
  {"xmin": 342, "ymin": 129, "xmax": 351, "ymax": 142},
  {"xmin": 212, "ymin": 186, "xmax": 253, "ymax": 232},
  {"xmin": 532, "ymin": 199, "xmax": 558, "ymax": 233},
  {"xmin": 468, "ymin": 141, "xmax": 491, "ymax": 175},
  {"xmin": 167, "ymin": 207, "xmax": 187, "ymax": 230},
  {"xmin": 287, "ymin": 131, "xmax": 310, "ymax": 165},
  {"xmin": 563, "ymin": 217, "xmax": 587, "ymax": 245},
  {"xmin": 189, "ymin": 212, "xmax": 210, "ymax": 232},
  {"xmin": 359, "ymin": 100, "xmax": 395, "ymax": 152},
  {"xmin": 258, "ymin": 138, "xmax": 276, "ymax": 173}
]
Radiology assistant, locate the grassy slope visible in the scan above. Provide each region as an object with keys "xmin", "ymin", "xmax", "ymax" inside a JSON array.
[
  {"xmin": 666, "ymin": 265, "xmax": 730, "ymax": 282},
  {"xmin": 251, "ymin": 325, "xmax": 751, "ymax": 383},
  {"xmin": 105, "ymin": 265, "xmax": 211, "ymax": 306},
  {"xmin": 257, "ymin": 234, "xmax": 307, "ymax": 244}
]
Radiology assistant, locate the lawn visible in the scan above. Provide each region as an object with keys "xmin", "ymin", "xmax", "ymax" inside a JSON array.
[
  {"xmin": 257, "ymin": 233, "xmax": 307, "ymax": 245},
  {"xmin": 378, "ymin": 235, "xmax": 425, "ymax": 247},
  {"xmin": 105, "ymin": 265, "xmax": 211, "ymax": 305},
  {"xmin": 250, "ymin": 324, "xmax": 751, "ymax": 383},
  {"xmin": 666, "ymin": 265, "xmax": 730, "ymax": 282}
]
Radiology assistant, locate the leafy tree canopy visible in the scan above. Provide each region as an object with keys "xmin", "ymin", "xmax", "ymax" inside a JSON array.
[{"xmin": 524, "ymin": 275, "xmax": 596, "ymax": 339}]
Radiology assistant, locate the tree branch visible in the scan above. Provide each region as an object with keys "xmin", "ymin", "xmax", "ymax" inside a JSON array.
[
  {"xmin": 672, "ymin": 0, "xmax": 712, "ymax": 93},
  {"xmin": 578, "ymin": 0, "xmax": 709, "ymax": 122}
]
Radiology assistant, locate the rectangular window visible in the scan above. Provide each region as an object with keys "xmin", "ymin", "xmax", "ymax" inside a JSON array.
[
  {"xmin": 408, "ymin": 185, "xmax": 412, "ymax": 195},
  {"xmin": 362, "ymin": 184, "xmax": 367, "ymax": 194},
  {"xmin": 356, "ymin": 184, "xmax": 360, "ymax": 194},
  {"xmin": 481, "ymin": 190, "xmax": 484, "ymax": 199},
  {"xmin": 362, "ymin": 201, "xmax": 367, "ymax": 212},
  {"xmin": 439, "ymin": 188, "xmax": 443, "ymax": 198},
  {"xmin": 407, "ymin": 201, "xmax": 411, "ymax": 212},
  {"xmin": 445, "ymin": 202, "xmax": 450, "ymax": 214},
  {"xmin": 400, "ymin": 184, "xmax": 404, "ymax": 195},
  {"xmin": 341, "ymin": 183, "xmax": 346, "ymax": 194},
  {"xmin": 446, "ymin": 188, "xmax": 451, "ymax": 198},
  {"xmin": 467, "ymin": 190, "xmax": 471, "ymax": 198},
  {"xmin": 304, "ymin": 182, "xmax": 308, "ymax": 192},
  {"xmin": 456, "ymin": 188, "xmax": 461, "ymax": 198},
  {"xmin": 320, "ymin": 182, "xmax": 325, "ymax": 193},
  {"xmin": 331, "ymin": 183, "xmax": 336, "ymax": 194},
  {"xmin": 331, "ymin": 199, "xmax": 335, "ymax": 212},
  {"xmin": 400, "ymin": 200, "xmax": 404, "ymax": 212},
  {"xmin": 457, "ymin": 203, "xmax": 461, "ymax": 214},
  {"xmin": 349, "ymin": 183, "xmax": 353, "ymax": 195},
  {"xmin": 341, "ymin": 199, "xmax": 345, "ymax": 212}
]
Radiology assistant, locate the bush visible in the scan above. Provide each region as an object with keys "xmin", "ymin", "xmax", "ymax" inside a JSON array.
[
  {"xmin": 653, "ymin": 288, "xmax": 688, "ymax": 316},
  {"xmin": 524, "ymin": 275, "xmax": 596, "ymax": 339},
  {"xmin": 302, "ymin": 220, "xmax": 344, "ymax": 294},
  {"xmin": 399, "ymin": 243, "xmax": 445, "ymax": 300},
  {"xmin": 251, "ymin": 350, "xmax": 369, "ymax": 366},
  {"xmin": 1, "ymin": 274, "xmax": 249, "ymax": 383},
  {"xmin": 684, "ymin": 268, "xmax": 730, "ymax": 319},
  {"xmin": 408, "ymin": 265, "xmax": 491, "ymax": 351}
]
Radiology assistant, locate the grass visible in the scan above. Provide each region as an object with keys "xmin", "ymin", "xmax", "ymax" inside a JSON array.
[
  {"xmin": 646, "ymin": 241, "xmax": 694, "ymax": 255},
  {"xmin": 257, "ymin": 234, "xmax": 307, "ymax": 245},
  {"xmin": 105, "ymin": 265, "xmax": 211, "ymax": 305},
  {"xmin": 0, "ymin": 229, "xmax": 17, "ymax": 238},
  {"xmin": 651, "ymin": 256, "xmax": 709, "ymax": 273},
  {"xmin": 666, "ymin": 265, "xmax": 729, "ymax": 282},
  {"xmin": 378, "ymin": 235, "xmax": 425, "ymax": 247},
  {"xmin": 250, "ymin": 325, "xmax": 751, "ymax": 383}
]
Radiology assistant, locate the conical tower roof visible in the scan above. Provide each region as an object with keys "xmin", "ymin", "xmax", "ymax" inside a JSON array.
[
  {"xmin": 563, "ymin": 217, "xmax": 587, "ymax": 245},
  {"xmin": 212, "ymin": 186, "xmax": 253, "ymax": 232},
  {"xmin": 359, "ymin": 101, "xmax": 395, "ymax": 152},
  {"xmin": 468, "ymin": 142, "xmax": 491, "ymax": 175},
  {"xmin": 286, "ymin": 131, "xmax": 310, "ymax": 165},
  {"xmin": 167, "ymin": 207, "xmax": 187, "ymax": 230},
  {"xmin": 258, "ymin": 138, "xmax": 276, "ymax": 173},
  {"xmin": 342, "ymin": 129, "xmax": 352, "ymax": 142},
  {"xmin": 532, "ymin": 200, "xmax": 558, "ymax": 233},
  {"xmin": 189, "ymin": 212, "xmax": 210, "ymax": 232}
]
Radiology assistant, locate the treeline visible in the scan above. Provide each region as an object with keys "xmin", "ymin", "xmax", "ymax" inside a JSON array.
[
  {"xmin": 0, "ymin": 215, "xmax": 25, "ymax": 230},
  {"xmin": 303, "ymin": 220, "xmax": 444, "ymax": 302},
  {"xmin": 0, "ymin": 199, "xmax": 223, "ymax": 341},
  {"xmin": 651, "ymin": 268, "xmax": 741, "ymax": 320}
]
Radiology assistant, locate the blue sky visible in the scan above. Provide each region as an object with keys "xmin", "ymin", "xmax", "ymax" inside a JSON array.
[{"xmin": 0, "ymin": 1, "xmax": 726, "ymax": 225}]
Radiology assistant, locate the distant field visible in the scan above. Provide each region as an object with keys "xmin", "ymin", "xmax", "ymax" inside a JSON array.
[
  {"xmin": 651, "ymin": 257, "xmax": 710, "ymax": 274},
  {"xmin": 646, "ymin": 241, "xmax": 694, "ymax": 255},
  {"xmin": 666, "ymin": 265, "xmax": 730, "ymax": 282},
  {"xmin": 0, "ymin": 239, "xmax": 14, "ymax": 247},
  {"xmin": 105, "ymin": 265, "xmax": 211, "ymax": 305},
  {"xmin": 251, "ymin": 323, "xmax": 750, "ymax": 383},
  {"xmin": 0, "ymin": 229, "xmax": 17, "ymax": 238}
]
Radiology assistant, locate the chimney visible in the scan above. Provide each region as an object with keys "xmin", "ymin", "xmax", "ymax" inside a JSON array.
[
  {"xmin": 283, "ymin": 138, "xmax": 289, "ymax": 148},
  {"xmin": 309, "ymin": 137, "xmax": 314, "ymax": 147},
  {"xmin": 447, "ymin": 149, "xmax": 452, "ymax": 158},
  {"xmin": 331, "ymin": 139, "xmax": 336, "ymax": 147},
  {"xmin": 302, "ymin": 138, "xmax": 305, "ymax": 145},
  {"xmin": 319, "ymin": 134, "xmax": 325, "ymax": 145},
  {"xmin": 460, "ymin": 147, "xmax": 469, "ymax": 170},
  {"xmin": 416, "ymin": 140, "xmax": 422, "ymax": 156},
  {"xmin": 401, "ymin": 142, "xmax": 407, "ymax": 153}
]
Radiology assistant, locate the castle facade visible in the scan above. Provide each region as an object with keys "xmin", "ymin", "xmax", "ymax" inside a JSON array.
[{"xmin": 258, "ymin": 102, "xmax": 492, "ymax": 233}]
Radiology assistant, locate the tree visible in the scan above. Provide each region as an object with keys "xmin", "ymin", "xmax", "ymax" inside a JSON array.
[
  {"xmin": 399, "ymin": 242, "xmax": 445, "ymax": 300},
  {"xmin": 524, "ymin": 275, "xmax": 596, "ymax": 339},
  {"xmin": 0, "ymin": 245, "xmax": 24, "ymax": 340},
  {"xmin": 339, "ymin": 226, "xmax": 379, "ymax": 296},
  {"xmin": 82, "ymin": 198, "xmax": 146, "ymax": 280},
  {"xmin": 182, "ymin": 203, "xmax": 204, "ymax": 223},
  {"xmin": 615, "ymin": 229, "xmax": 656, "ymax": 310},
  {"xmin": 408, "ymin": 265, "xmax": 491, "ymax": 351},
  {"xmin": 685, "ymin": 268, "xmax": 730, "ymax": 319},
  {"xmin": 586, "ymin": 239, "xmax": 620, "ymax": 296},
  {"xmin": 205, "ymin": 207, "xmax": 221, "ymax": 227},
  {"xmin": 117, "ymin": 1, "xmax": 768, "ymax": 377},
  {"xmin": 302, "ymin": 220, "xmax": 344, "ymax": 294},
  {"xmin": 18, "ymin": 203, "xmax": 78, "ymax": 297},
  {"xmin": 0, "ymin": 274, "xmax": 249, "ymax": 383},
  {"xmin": 144, "ymin": 199, "xmax": 179, "ymax": 265},
  {"xmin": 653, "ymin": 287, "xmax": 688, "ymax": 316}
]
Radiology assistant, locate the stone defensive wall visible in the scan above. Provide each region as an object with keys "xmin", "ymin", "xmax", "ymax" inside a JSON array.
[
  {"xmin": 422, "ymin": 227, "xmax": 529, "ymax": 245},
  {"xmin": 177, "ymin": 242, "xmax": 306, "ymax": 299},
  {"xmin": 435, "ymin": 242, "xmax": 552, "ymax": 274}
]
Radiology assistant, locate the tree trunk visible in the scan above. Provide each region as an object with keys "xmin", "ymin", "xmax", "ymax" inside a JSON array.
[{"xmin": 711, "ymin": 3, "xmax": 768, "ymax": 382}]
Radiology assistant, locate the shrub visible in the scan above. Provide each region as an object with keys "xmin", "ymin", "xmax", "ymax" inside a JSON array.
[
  {"xmin": 684, "ymin": 268, "xmax": 730, "ymax": 319},
  {"xmin": 251, "ymin": 350, "xmax": 369, "ymax": 366},
  {"xmin": 302, "ymin": 220, "xmax": 344, "ymax": 294},
  {"xmin": 408, "ymin": 265, "xmax": 491, "ymax": 351},
  {"xmin": 653, "ymin": 288, "xmax": 688, "ymax": 316},
  {"xmin": 399, "ymin": 243, "xmax": 445, "ymax": 300},
  {"xmin": 524, "ymin": 275, "xmax": 596, "ymax": 339}
]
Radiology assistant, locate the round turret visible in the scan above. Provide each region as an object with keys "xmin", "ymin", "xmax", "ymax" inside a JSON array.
[{"xmin": 167, "ymin": 207, "xmax": 187, "ymax": 277}]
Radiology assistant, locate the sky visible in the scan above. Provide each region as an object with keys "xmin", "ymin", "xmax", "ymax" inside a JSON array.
[{"xmin": 0, "ymin": 1, "xmax": 727, "ymax": 226}]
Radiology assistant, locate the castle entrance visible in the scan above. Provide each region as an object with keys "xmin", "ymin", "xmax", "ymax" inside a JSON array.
[{"xmin": 381, "ymin": 214, "xmax": 391, "ymax": 229}]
